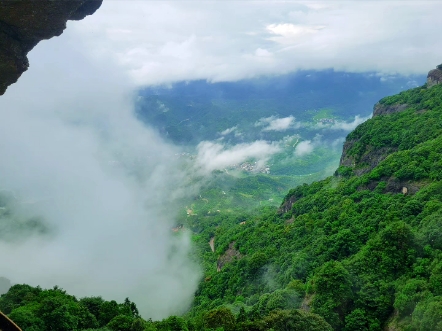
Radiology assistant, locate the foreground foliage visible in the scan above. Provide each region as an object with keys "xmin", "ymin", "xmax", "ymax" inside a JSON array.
[{"xmin": 0, "ymin": 284, "xmax": 331, "ymax": 331}]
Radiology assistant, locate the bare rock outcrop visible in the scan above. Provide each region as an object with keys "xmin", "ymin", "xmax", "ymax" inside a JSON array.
[
  {"xmin": 217, "ymin": 242, "xmax": 242, "ymax": 271},
  {"xmin": 339, "ymin": 140, "xmax": 397, "ymax": 176},
  {"xmin": 0, "ymin": 0, "xmax": 103, "ymax": 95},
  {"xmin": 278, "ymin": 194, "xmax": 298, "ymax": 214},
  {"xmin": 339, "ymin": 139, "xmax": 356, "ymax": 168},
  {"xmin": 372, "ymin": 102, "xmax": 408, "ymax": 117},
  {"xmin": 427, "ymin": 66, "xmax": 442, "ymax": 88}
]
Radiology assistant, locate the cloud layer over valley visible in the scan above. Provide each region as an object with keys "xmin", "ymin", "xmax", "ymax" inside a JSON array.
[
  {"xmin": 195, "ymin": 141, "xmax": 281, "ymax": 174},
  {"xmin": 256, "ymin": 116, "xmax": 299, "ymax": 132},
  {"xmin": 0, "ymin": 29, "xmax": 200, "ymax": 319},
  {"xmin": 0, "ymin": 0, "xmax": 432, "ymax": 322}
]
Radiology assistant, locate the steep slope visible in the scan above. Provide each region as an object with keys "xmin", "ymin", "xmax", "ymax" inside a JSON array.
[
  {"xmin": 189, "ymin": 67, "xmax": 442, "ymax": 331},
  {"xmin": 0, "ymin": 0, "xmax": 102, "ymax": 95}
]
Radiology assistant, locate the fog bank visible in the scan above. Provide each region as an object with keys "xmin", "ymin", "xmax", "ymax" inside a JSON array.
[{"xmin": 0, "ymin": 27, "xmax": 200, "ymax": 319}]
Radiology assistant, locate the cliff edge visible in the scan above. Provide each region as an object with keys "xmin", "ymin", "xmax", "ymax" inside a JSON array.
[
  {"xmin": 0, "ymin": 0, "xmax": 103, "ymax": 95},
  {"xmin": 427, "ymin": 65, "xmax": 442, "ymax": 88},
  {"xmin": 337, "ymin": 64, "xmax": 442, "ymax": 175}
]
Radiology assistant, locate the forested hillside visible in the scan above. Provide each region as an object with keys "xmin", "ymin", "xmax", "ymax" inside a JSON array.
[
  {"xmin": 188, "ymin": 78, "xmax": 442, "ymax": 330},
  {"xmin": 2, "ymin": 76, "xmax": 442, "ymax": 331}
]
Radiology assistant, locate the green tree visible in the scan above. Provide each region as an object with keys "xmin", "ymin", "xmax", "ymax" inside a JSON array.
[
  {"xmin": 8, "ymin": 305, "xmax": 45, "ymax": 331},
  {"xmin": 107, "ymin": 314, "xmax": 134, "ymax": 331},
  {"xmin": 264, "ymin": 309, "xmax": 333, "ymax": 331},
  {"xmin": 98, "ymin": 301, "xmax": 120, "ymax": 326},
  {"xmin": 411, "ymin": 296, "xmax": 442, "ymax": 330},
  {"xmin": 236, "ymin": 307, "xmax": 247, "ymax": 323},
  {"xmin": 0, "ymin": 284, "xmax": 41, "ymax": 314},
  {"xmin": 344, "ymin": 309, "xmax": 368, "ymax": 331},
  {"xmin": 309, "ymin": 261, "xmax": 353, "ymax": 329},
  {"xmin": 122, "ymin": 298, "xmax": 140, "ymax": 318},
  {"xmin": 157, "ymin": 316, "xmax": 188, "ymax": 331},
  {"xmin": 394, "ymin": 279, "xmax": 428, "ymax": 317},
  {"xmin": 80, "ymin": 297, "xmax": 105, "ymax": 321},
  {"xmin": 204, "ymin": 307, "xmax": 236, "ymax": 331},
  {"xmin": 430, "ymin": 261, "xmax": 442, "ymax": 295},
  {"xmin": 247, "ymin": 253, "xmax": 268, "ymax": 277},
  {"xmin": 38, "ymin": 297, "xmax": 79, "ymax": 331}
]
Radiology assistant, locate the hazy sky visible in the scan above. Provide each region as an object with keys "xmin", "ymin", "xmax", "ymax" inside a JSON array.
[{"xmin": 69, "ymin": 0, "xmax": 442, "ymax": 86}]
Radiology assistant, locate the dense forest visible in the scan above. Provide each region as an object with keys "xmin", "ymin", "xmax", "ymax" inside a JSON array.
[{"xmin": 2, "ymin": 78, "xmax": 442, "ymax": 330}]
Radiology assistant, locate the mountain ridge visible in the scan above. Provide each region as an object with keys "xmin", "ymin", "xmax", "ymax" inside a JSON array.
[{"xmin": 187, "ymin": 64, "xmax": 442, "ymax": 331}]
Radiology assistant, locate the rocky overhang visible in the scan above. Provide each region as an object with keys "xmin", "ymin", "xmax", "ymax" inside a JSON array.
[{"xmin": 0, "ymin": 0, "xmax": 103, "ymax": 95}]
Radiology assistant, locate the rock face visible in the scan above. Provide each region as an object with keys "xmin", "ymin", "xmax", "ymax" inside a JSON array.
[
  {"xmin": 0, "ymin": 311, "xmax": 21, "ymax": 331},
  {"xmin": 372, "ymin": 102, "xmax": 408, "ymax": 117},
  {"xmin": 278, "ymin": 194, "xmax": 298, "ymax": 214},
  {"xmin": 217, "ymin": 242, "xmax": 242, "ymax": 272},
  {"xmin": 427, "ymin": 67, "xmax": 442, "ymax": 87},
  {"xmin": 0, "ymin": 0, "xmax": 103, "ymax": 95},
  {"xmin": 339, "ymin": 142, "xmax": 397, "ymax": 176}
]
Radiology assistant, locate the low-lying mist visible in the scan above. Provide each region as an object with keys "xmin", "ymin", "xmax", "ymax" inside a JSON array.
[{"xmin": 0, "ymin": 30, "xmax": 200, "ymax": 319}]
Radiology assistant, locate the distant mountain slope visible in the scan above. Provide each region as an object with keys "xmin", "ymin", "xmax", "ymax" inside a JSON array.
[
  {"xmin": 136, "ymin": 70, "xmax": 426, "ymax": 217},
  {"xmin": 189, "ymin": 68, "xmax": 442, "ymax": 331},
  {"xmin": 136, "ymin": 70, "xmax": 424, "ymax": 145}
]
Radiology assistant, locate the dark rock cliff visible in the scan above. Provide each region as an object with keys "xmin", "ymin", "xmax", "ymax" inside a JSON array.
[
  {"xmin": 427, "ymin": 67, "xmax": 442, "ymax": 88},
  {"xmin": 0, "ymin": 0, "xmax": 103, "ymax": 95},
  {"xmin": 372, "ymin": 102, "xmax": 408, "ymax": 117}
]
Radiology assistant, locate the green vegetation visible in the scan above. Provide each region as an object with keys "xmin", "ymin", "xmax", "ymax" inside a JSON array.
[
  {"xmin": 0, "ymin": 284, "xmax": 331, "ymax": 331},
  {"xmin": 3, "ymin": 81, "xmax": 442, "ymax": 331},
  {"xmin": 185, "ymin": 83, "xmax": 442, "ymax": 330}
]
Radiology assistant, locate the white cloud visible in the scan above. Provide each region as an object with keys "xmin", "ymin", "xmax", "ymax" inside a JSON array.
[
  {"xmin": 255, "ymin": 48, "xmax": 273, "ymax": 57},
  {"xmin": 0, "ymin": 25, "xmax": 200, "ymax": 319},
  {"xmin": 316, "ymin": 115, "xmax": 370, "ymax": 131},
  {"xmin": 295, "ymin": 140, "xmax": 314, "ymax": 156},
  {"xmin": 294, "ymin": 134, "xmax": 324, "ymax": 156},
  {"xmin": 256, "ymin": 116, "xmax": 299, "ymax": 132},
  {"xmin": 266, "ymin": 23, "xmax": 325, "ymax": 45},
  {"xmin": 303, "ymin": 3, "xmax": 331, "ymax": 11},
  {"xmin": 219, "ymin": 126, "xmax": 237, "ymax": 136},
  {"xmin": 68, "ymin": 1, "xmax": 442, "ymax": 86},
  {"xmin": 195, "ymin": 141, "xmax": 281, "ymax": 174}
]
